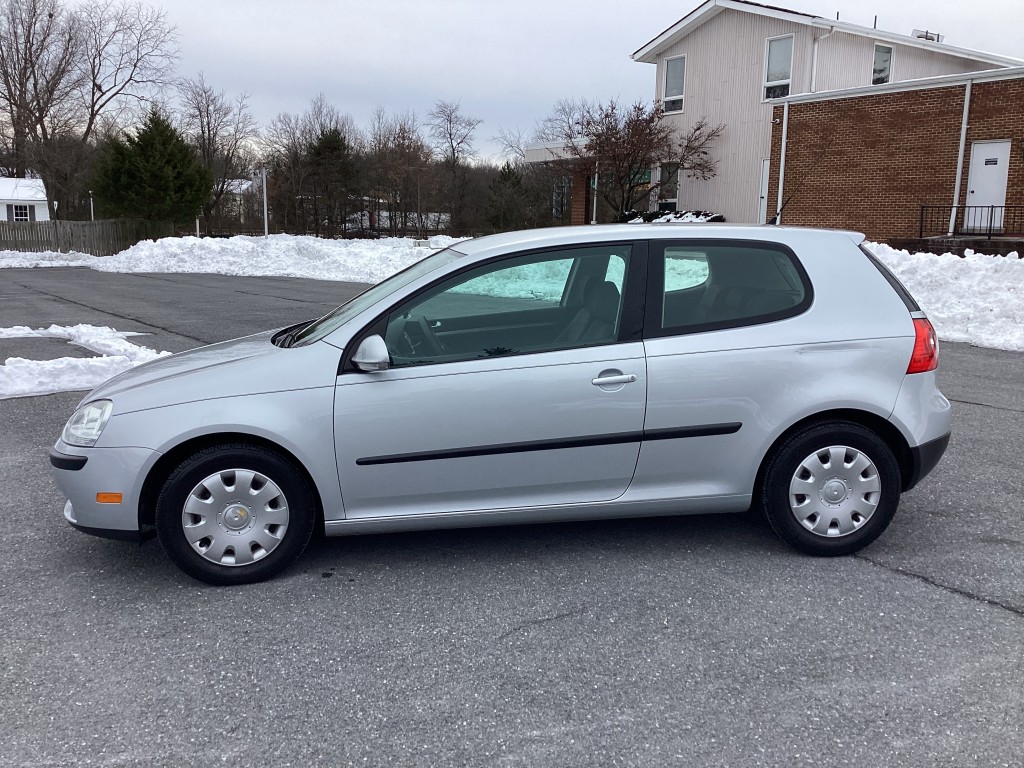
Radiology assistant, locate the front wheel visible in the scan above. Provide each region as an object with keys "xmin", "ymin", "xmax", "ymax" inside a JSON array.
[
  {"xmin": 155, "ymin": 444, "xmax": 316, "ymax": 585},
  {"xmin": 761, "ymin": 421, "xmax": 901, "ymax": 556}
]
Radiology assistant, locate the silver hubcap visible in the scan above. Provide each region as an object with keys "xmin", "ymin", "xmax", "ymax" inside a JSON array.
[
  {"xmin": 182, "ymin": 469, "xmax": 289, "ymax": 566},
  {"xmin": 788, "ymin": 445, "xmax": 881, "ymax": 538}
]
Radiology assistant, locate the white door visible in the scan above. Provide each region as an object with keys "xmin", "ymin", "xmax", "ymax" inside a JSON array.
[
  {"xmin": 758, "ymin": 158, "xmax": 771, "ymax": 224},
  {"xmin": 966, "ymin": 140, "xmax": 1011, "ymax": 232}
]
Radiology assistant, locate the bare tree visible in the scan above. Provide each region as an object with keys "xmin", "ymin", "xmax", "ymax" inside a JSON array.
[
  {"xmin": 0, "ymin": 0, "xmax": 177, "ymax": 216},
  {"xmin": 366, "ymin": 108, "xmax": 432, "ymax": 235},
  {"xmin": 0, "ymin": 0, "xmax": 80, "ymax": 176},
  {"xmin": 178, "ymin": 72, "xmax": 257, "ymax": 226},
  {"xmin": 544, "ymin": 98, "xmax": 724, "ymax": 221},
  {"xmin": 676, "ymin": 118, "xmax": 725, "ymax": 181},
  {"xmin": 427, "ymin": 99, "xmax": 481, "ymax": 233},
  {"xmin": 76, "ymin": 0, "xmax": 177, "ymax": 143},
  {"xmin": 262, "ymin": 95, "xmax": 362, "ymax": 235}
]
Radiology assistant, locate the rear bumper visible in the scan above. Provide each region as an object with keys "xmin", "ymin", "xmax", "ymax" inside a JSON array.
[{"xmin": 906, "ymin": 432, "xmax": 951, "ymax": 491}]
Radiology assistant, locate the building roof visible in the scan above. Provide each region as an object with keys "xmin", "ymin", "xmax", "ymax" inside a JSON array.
[
  {"xmin": 0, "ymin": 177, "xmax": 46, "ymax": 202},
  {"xmin": 632, "ymin": 0, "xmax": 1024, "ymax": 67},
  {"xmin": 776, "ymin": 63, "xmax": 1024, "ymax": 104}
]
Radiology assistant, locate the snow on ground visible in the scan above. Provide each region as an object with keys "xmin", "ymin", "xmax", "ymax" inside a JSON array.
[
  {"xmin": 0, "ymin": 233, "xmax": 1022, "ymax": 399},
  {"xmin": 866, "ymin": 242, "xmax": 1023, "ymax": 353},
  {"xmin": 0, "ymin": 233, "xmax": 462, "ymax": 284},
  {"xmin": 0, "ymin": 325, "xmax": 170, "ymax": 399}
]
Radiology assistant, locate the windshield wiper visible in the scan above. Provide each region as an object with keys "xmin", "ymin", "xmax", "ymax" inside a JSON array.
[{"xmin": 274, "ymin": 319, "xmax": 313, "ymax": 348}]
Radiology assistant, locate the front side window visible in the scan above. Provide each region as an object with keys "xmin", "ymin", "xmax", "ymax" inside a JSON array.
[
  {"xmin": 292, "ymin": 246, "xmax": 465, "ymax": 345},
  {"xmin": 13, "ymin": 204, "xmax": 29, "ymax": 221},
  {"xmin": 383, "ymin": 246, "xmax": 631, "ymax": 367},
  {"xmin": 872, "ymin": 43, "xmax": 893, "ymax": 85},
  {"xmin": 664, "ymin": 56, "xmax": 685, "ymax": 112},
  {"xmin": 653, "ymin": 241, "xmax": 810, "ymax": 335},
  {"xmin": 765, "ymin": 35, "xmax": 794, "ymax": 99}
]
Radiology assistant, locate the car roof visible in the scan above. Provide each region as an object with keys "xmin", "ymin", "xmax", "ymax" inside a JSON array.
[{"xmin": 452, "ymin": 224, "xmax": 866, "ymax": 259}]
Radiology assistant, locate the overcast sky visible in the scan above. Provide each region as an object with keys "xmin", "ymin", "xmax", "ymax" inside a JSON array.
[{"xmin": 155, "ymin": 0, "xmax": 1024, "ymax": 161}]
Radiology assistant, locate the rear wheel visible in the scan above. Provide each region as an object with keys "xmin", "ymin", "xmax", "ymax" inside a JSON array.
[
  {"xmin": 761, "ymin": 421, "xmax": 901, "ymax": 556},
  {"xmin": 155, "ymin": 444, "xmax": 316, "ymax": 585}
]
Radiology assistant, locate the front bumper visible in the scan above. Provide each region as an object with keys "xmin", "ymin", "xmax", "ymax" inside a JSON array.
[
  {"xmin": 50, "ymin": 442, "xmax": 159, "ymax": 537},
  {"xmin": 63, "ymin": 501, "xmax": 149, "ymax": 542}
]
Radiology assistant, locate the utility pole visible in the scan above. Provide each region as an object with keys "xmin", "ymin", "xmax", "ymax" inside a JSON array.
[{"xmin": 261, "ymin": 167, "xmax": 269, "ymax": 238}]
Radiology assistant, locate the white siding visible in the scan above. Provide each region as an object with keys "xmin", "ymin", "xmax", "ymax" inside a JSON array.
[
  {"xmin": 891, "ymin": 46, "xmax": 995, "ymax": 81},
  {"xmin": 655, "ymin": 9, "xmax": 814, "ymax": 223},
  {"xmin": 814, "ymin": 32, "xmax": 995, "ymax": 91}
]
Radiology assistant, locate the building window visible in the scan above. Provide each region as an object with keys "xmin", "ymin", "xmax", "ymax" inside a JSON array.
[
  {"xmin": 764, "ymin": 35, "xmax": 794, "ymax": 99},
  {"xmin": 872, "ymin": 43, "xmax": 893, "ymax": 85},
  {"xmin": 664, "ymin": 56, "xmax": 685, "ymax": 112},
  {"xmin": 13, "ymin": 204, "xmax": 29, "ymax": 222},
  {"xmin": 658, "ymin": 163, "xmax": 679, "ymax": 211},
  {"xmin": 551, "ymin": 175, "xmax": 570, "ymax": 222}
]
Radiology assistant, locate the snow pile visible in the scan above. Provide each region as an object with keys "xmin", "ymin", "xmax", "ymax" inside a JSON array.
[
  {"xmin": 866, "ymin": 243, "xmax": 1024, "ymax": 353},
  {"xmin": 0, "ymin": 324, "xmax": 170, "ymax": 399},
  {"xmin": 0, "ymin": 233, "xmax": 1022, "ymax": 353},
  {"xmin": 627, "ymin": 210, "xmax": 725, "ymax": 224},
  {"xmin": 0, "ymin": 233, "xmax": 463, "ymax": 284}
]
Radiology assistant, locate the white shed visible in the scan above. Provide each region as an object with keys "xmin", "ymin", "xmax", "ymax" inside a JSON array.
[{"xmin": 0, "ymin": 178, "xmax": 50, "ymax": 222}]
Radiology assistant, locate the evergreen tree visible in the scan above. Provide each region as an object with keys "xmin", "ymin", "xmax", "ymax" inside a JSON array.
[{"xmin": 93, "ymin": 109, "xmax": 213, "ymax": 223}]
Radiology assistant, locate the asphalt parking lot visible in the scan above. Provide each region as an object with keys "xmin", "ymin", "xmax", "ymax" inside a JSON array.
[{"xmin": 2, "ymin": 267, "xmax": 1023, "ymax": 767}]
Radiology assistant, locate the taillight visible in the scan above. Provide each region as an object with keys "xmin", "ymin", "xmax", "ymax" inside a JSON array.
[{"xmin": 907, "ymin": 317, "xmax": 938, "ymax": 374}]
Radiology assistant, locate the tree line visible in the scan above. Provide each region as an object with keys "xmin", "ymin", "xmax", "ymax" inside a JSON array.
[{"xmin": 0, "ymin": 0, "xmax": 723, "ymax": 236}]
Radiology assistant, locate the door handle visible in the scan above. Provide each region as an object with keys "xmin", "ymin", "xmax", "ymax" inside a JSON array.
[{"xmin": 592, "ymin": 373, "xmax": 637, "ymax": 386}]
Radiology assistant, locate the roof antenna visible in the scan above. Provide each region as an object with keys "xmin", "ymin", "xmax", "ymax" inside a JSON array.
[
  {"xmin": 836, "ymin": 11, "xmax": 839, "ymax": 20},
  {"xmin": 873, "ymin": 15, "xmax": 877, "ymax": 28}
]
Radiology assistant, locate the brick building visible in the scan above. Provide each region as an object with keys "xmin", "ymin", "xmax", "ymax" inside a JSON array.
[{"xmin": 768, "ymin": 66, "xmax": 1024, "ymax": 247}]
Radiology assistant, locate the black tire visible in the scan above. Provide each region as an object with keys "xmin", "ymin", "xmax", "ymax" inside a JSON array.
[
  {"xmin": 760, "ymin": 421, "xmax": 901, "ymax": 556},
  {"xmin": 155, "ymin": 443, "xmax": 316, "ymax": 585}
]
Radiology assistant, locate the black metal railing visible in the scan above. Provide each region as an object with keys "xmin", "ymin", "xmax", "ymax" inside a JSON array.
[{"xmin": 919, "ymin": 205, "xmax": 1024, "ymax": 239}]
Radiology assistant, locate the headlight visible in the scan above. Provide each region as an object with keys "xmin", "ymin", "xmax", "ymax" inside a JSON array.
[{"xmin": 62, "ymin": 400, "xmax": 113, "ymax": 447}]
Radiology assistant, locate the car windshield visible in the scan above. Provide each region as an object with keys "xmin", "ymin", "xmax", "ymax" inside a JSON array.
[{"xmin": 290, "ymin": 246, "xmax": 467, "ymax": 345}]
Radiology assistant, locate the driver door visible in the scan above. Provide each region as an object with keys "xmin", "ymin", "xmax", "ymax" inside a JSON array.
[{"xmin": 333, "ymin": 243, "xmax": 647, "ymax": 520}]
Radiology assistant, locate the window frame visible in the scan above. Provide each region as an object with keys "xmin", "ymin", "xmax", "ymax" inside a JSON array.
[
  {"xmin": 643, "ymin": 239, "xmax": 814, "ymax": 338},
  {"xmin": 763, "ymin": 34, "xmax": 795, "ymax": 100},
  {"xmin": 657, "ymin": 162, "xmax": 680, "ymax": 211},
  {"xmin": 341, "ymin": 240, "xmax": 648, "ymax": 373},
  {"xmin": 663, "ymin": 54, "xmax": 686, "ymax": 113},
  {"xmin": 872, "ymin": 43, "xmax": 894, "ymax": 85},
  {"xmin": 13, "ymin": 204, "xmax": 29, "ymax": 222}
]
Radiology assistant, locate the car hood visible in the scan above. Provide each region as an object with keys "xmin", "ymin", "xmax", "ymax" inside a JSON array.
[{"xmin": 84, "ymin": 331, "xmax": 343, "ymax": 413}]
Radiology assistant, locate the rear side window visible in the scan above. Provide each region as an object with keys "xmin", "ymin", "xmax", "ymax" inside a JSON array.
[
  {"xmin": 859, "ymin": 245, "xmax": 920, "ymax": 312},
  {"xmin": 651, "ymin": 241, "xmax": 811, "ymax": 336}
]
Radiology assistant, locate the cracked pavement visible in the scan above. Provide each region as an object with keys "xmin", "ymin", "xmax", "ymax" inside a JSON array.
[{"xmin": 1, "ymin": 267, "xmax": 1022, "ymax": 767}]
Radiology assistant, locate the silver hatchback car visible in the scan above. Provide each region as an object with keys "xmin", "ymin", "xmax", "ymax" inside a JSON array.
[{"xmin": 51, "ymin": 225, "xmax": 951, "ymax": 585}]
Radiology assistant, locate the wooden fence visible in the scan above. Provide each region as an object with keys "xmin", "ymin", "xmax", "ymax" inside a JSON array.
[{"xmin": 0, "ymin": 219, "xmax": 174, "ymax": 257}]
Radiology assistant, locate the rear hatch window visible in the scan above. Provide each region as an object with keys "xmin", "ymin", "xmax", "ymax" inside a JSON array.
[{"xmin": 859, "ymin": 245, "xmax": 921, "ymax": 312}]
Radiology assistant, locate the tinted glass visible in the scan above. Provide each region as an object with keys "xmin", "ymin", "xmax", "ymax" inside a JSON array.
[
  {"xmin": 657, "ymin": 243, "xmax": 809, "ymax": 333},
  {"xmin": 293, "ymin": 246, "xmax": 464, "ymax": 345},
  {"xmin": 385, "ymin": 246, "xmax": 630, "ymax": 366},
  {"xmin": 859, "ymin": 244, "xmax": 920, "ymax": 311}
]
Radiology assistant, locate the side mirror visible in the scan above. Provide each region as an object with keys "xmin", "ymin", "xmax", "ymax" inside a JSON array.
[{"xmin": 351, "ymin": 334, "xmax": 390, "ymax": 372}]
